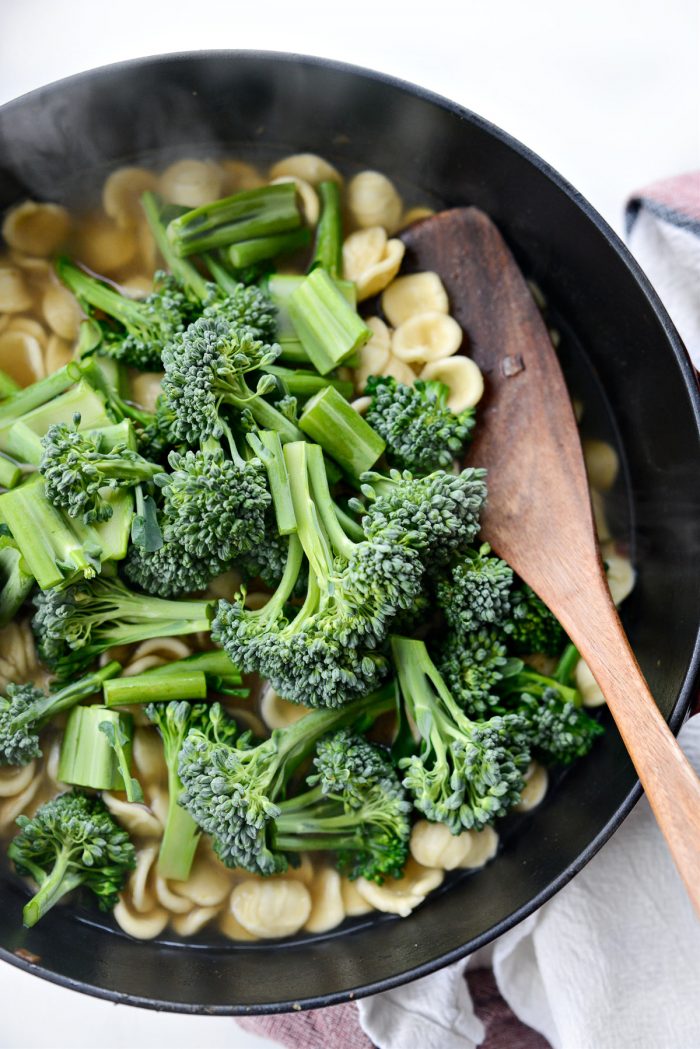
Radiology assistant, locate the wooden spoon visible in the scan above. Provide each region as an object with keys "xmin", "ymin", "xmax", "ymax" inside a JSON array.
[{"xmin": 401, "ymin": 206, "xmax": 700, "ymax": 913}]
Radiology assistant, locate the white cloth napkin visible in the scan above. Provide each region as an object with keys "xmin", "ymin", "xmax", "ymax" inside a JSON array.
[
  {"xmin": 358, "ymin": 176, "xmax": 700, "ymax": 1049},
  {"xmin": 359, "ymin": 718, "xmax": 700, "ymax": 1049}
]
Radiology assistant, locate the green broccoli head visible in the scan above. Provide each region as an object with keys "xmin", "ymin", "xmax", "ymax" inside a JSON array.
[
  {"xmin": 202, "ymin": 281, "xmax": 277, "ymax": 343},
  {"xmin": 437, "ymin": 628, "xmax": 515, "ymax": 716},
  {"xmin": 357, "ymin": 466, "xmax": 487, "ymax": 567},
  {"xmin": 392, "ymin": 636, "xmax": 530, "ymax": 833},
  {"xmin": 160, "ymin": 314, "xmax": 279, "ymax": 444},
  {"xmin": 106, "ymin": 273, "xmax": 201, "ymax": 370},
  {"xmin": 505, "ymin": 585, "xmax": 566, "ymax": 656},
  {"xmin": 124, "ymin": 535, "xmax": 223, "ymax": 598},
  {"xmin": 437, "ymin": 544, "xmax": 514, "ymax": 636},
  {"xmin": 8, "ymin": 791, "xmax": 136, "ymax": 927},
  {"xmin": 275, "ymin": 729, "xmax": 411, "ymax": 883},
  {"xmin": 40, "ymin": 416, "xmax": 161, "ymax": 525},
  {"xmin": 159, "ymin": 445, "xmax": 270, "ymax": 563},
  {"xmin": 515, "ymin": 687, "xmax": 604, "ymax": 765},
  {"xmin": 0, "ymin": 683, "xmax": 45, "ymax": 766},
  {"xmin": 364, "ymin": 375, "xmax": 475, "ymax": 474}
]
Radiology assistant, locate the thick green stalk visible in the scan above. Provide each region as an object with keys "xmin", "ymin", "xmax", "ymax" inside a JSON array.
[
  {"xmin": 310, "ymin": 180, "xmax": 342, "ymax": 278},
  {"xmin": 58, "ymin": 706, "xmax": 133, "ymax": 791},
  {"xmin": 284, "ymin": 441, "xmax": 334, "ymax": 586},
  {"xmin": 300, "ymin": 385, "xmax": 385, "ymax": 476},
  {"xmin": 0, "ymin": 369, "xmax": 20, "ymax": 400},
  {"xmin": 288, "ymin": 269, "xmax": 371, "ymax": 375},
  {"xmin": 264, "ymin": 364, "xmax": 353, "ymax": 400},
  {"xmin": 1, "ymin": 379, "xmax": 111, "ymax": 460},
  {"xmin": 21, "ymin": 847, "xmax": 84, "ymax": 929},
  {"xmin": 12, "ymin": 661, "xmax": 122, "ymax": 729},
  {"xmin": 140, "ymin": 191, "xmax": 209, "ymax": 299},
  {"xmin": 247, "ymin": 430, "xmax": 296, "ymax": 535},
  {"xmin": 554, "ymin": 642, "xmax": 580, "ymax": 688},
  {"xmin": 0, "ymin": 364, "xmax": 79, "ymax": 424},
  {"xmin": 56, "ymin": 258, "xmax": 151, "ymax": 330},
  {"xmin": 167, "ymin": 183, "xmax": 302, "ymax": 257},
  {"xmin": 157, "ymin": 769, "xmax": 200, "ymax": 881},
  {"xmin": 104, "ymin": 671, "xmax": 207, "ymax": 708},
  {"xmin": 227, "ymin": 226, "xmax": 310, "ymax": 269},
  {"xmin": 305, "ymin": 443, "xmax": 355, "ymax": 560},
  {"xmin": 0, "ymin": 453, "xmax": 21, "ymax": 489},
  {"xmin": 0, "ymin": 544, "xmax": 35, "ymax": 628},
  {"xmin": 266, "ymin": 274, "xmax": 357, "ymax": 341},
  {"xmin": 142, "ymin": 649, "xmax": 243, "ymax": 686}
]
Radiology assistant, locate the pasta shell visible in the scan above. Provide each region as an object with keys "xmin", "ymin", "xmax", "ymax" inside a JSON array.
[
  {"xmin": 128, "ymin": 372, "xmax": 164, "ymax": 414},
  {"xmin": 606, "ymin": 553, "xmax": 635, "ymax": 606},
  {"xmin": 392, "ymin": 312, "xmax": 463, "ymax": 364},
  {"xmin": 304, "ymin": 867, "xmax": 345, "ymax": 934},
  {"xmin": 159, "ymin": 159, "xmax": 223, "ymax": 208},
  {"xmin": 129, "ymin": 843, "xmax": 159, "ymax": 913},
  {"xmin": 2, "ymin": 201, "xmax": 70, "ymax": 256},
  {"xmin": 583, "ymin": 438, "xmax": 619, "ymax": 492},
  {"xmin": 169, "ymin": 852, "xmax": 233, "ymax": 907},
  {"xmin": 381, "ymin": 354, "xmax": 415, "ymax": 386},
  {"xmin": 42, "ymin": 285, "xmax": 83, "ymax": 341},
  {"xmin": 340, "ymin": 877, "xmax": 374, "ymax": 917},
  {"xmin": 231, "ymin": 878, "xmax": 312, "ymax": 938},
  {"xmin": 355, "ymin": 858, "xmax": 443, "ymax": 918},
  {"xmin": 575, "ymin": 658, "xmax": 606, "ymax": 708},
  {"xmin": 409, "ymin": 820, "xmax": 472, "ymax": 870},
  {"xmin": 0, "ymin": 778, "xmax": 42, "ymax": 832},
  {"xmin": 381, "ymin": 272, "xmax": 449, "ymax": 327},
  {"xmin": 269, "ymin": 154, "xmax": 341, "ymax": 186},
  {"xmin": 0, "ymin": 268, "xmax": 32, "ymax": 313},
  {"xmin": 0, "ymin": 761, "xmax": 36, "ymax": 798},
  {"xmin": 132, "ymin": 728, "xmax": 168, "ymax": 786},
  {"xmin": 342, "ymin": 228, "xmax": 404, "ymax": 301},
  {"xmin": 400, "ymin": 206, "xmax": 435, "ymax": 228},
  {"xmin": 260, "ymin": 685, "xmax": 311, "ymax": 729},
  {"xmin": 347, "ymin": 171, "xmax": 403, "ymax": 233},
  {"xmin": 5, "ymin": 316, "xmax": 48, "ymax": 348},
  {"xmin": 459, "ymin": 826, "xmax": 499, "ymax": 869},
  {"xmin": 219, "ymin": 908, "xmax": 259, "ymax": 941},
  {"xmin": 114, "ymin": 899, "xmax": 169, "ymax": 940},
  {"xmin": 0, "ymin": 331, "xmax": 45, "ymax": 386},
  {"xmin": 514, "ymin": 762, "xmax": 549, "ymax": 812},
  {"xmin": 172, "ymin": 905, "xmax": 221, "ymax": 936},
  {"xmin": 45, "ymin": 334, "xmax": 74, "ymax": 373},
  {"xmin": 269, "ymin": 176, "xmax": 319, "ymax": 226},
  {"xmin": 74, "ymin": 216, "xmax": 138, "ymax": 273},
  {"xmin": 102, "ymin": 167, "xmax": 158, "ymax": 229},
  {"xmin": 420, "ymin": 357, "xmax": 484, "ymax": 411},
  {"xmin": 220, "ymin": 159, "xmax": 265, "ymax": 193},
  {"xmin": 103, "ymin": 792, "xmax": 163, "ymax": 839},
  {"xmin": 154, "ymin": 875, "xmax": 193, "ymax": 915}
]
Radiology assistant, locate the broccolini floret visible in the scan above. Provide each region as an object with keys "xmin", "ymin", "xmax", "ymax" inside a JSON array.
[
  {"xmin": 178, "ymin": 685, "xmax": 395, "ymax": 873},
  {"xmin": 40, "ymin": 415, "xmax": 161, "ymax": 524},
  {"xmin": 392, "ymin": 636, "xmax": 529, "ymax": 832},
  {"xmin": 364, "ymin": 375, "xmax": 475, "ymax": 474},
  {"xmin": 214, "ymin": 442, "xmax": 423, "ymax": 708},
  {"xmin": 123, "ymin": 532, "xmax": 222, "ymax": 597},
  {"xmin": 8, "ymin": 791, "xmax": 135, "ymax": 928},
  {"xmin": 56, "ymin": 259, "xmax": 200, "ymax": 371},
  {"xmin": 160, "ymin": 314, "xmax": 299, "ymax": 445},
  {"xmin": 356, "ymin": 465, "xmax": 487, "ymax": 568},
  {"xmin": 0, "ymin": 662, "xmax": 120, "ymax": 767},
  {"xmin": 272, "ymin": 730, "xmax": 411, "ymax": 882},
  {"xmin": 505, "ymin": 584, "xmax": 566, "ymax": 656},
  {"xmin": 146, "ymin": 700, "xmax": 238, "ymax": 880},
  {"xmin": 436, "ymin": 544, "xmax": 514, "ymax": 635},
  {"xmin": 32, "ymin": 576, "xmax": 212, "ymax": 679},
  {"xmin": 437, "ymin": 628, "xmax": 516, "ymax": 716}
]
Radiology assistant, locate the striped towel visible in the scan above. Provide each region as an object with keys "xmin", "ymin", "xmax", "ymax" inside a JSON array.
[{"xmin": 237, "ymin": 171, "xmax": 700, "ymax": 1049}]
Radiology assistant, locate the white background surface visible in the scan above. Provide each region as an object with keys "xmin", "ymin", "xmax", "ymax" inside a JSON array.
[{"xmin": 0, "ymin": 1, "xmax": 698, "ymax": 1047}]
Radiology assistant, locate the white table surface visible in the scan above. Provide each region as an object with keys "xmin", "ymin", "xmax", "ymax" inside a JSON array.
[{"xmin": 0, "ymin": 1, "xmax": 698, "ymax": 1046}]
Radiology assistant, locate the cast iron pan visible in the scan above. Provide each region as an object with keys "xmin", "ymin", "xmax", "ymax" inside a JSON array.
[{"xmin": 0, "ymin": 51, "xmax": 699, "ymax": 1014}]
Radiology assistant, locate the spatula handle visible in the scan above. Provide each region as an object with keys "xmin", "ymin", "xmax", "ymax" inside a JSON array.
[{"xmin": 566, "ymin": 582, "xmax": 700, "ymax": 916}]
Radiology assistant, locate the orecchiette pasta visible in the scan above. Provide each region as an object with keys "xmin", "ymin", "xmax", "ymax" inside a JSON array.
[
  {"xmin": 172, "ymin": 905, "xmax": 221, "ymax": 937},
  {"xmin": 41, "ymin": 284, "xmax": 83, "ymax": 341},
  {"xmin": 355, "ymin": 858, "xmax": 444, "ymax": 918},
  {"xmin": 583, "ymin": 438, "xmax": 619, "ymax": 492},
  {"xmin": 45, "ymin": 334, "xmax": 74, "ymax": 374},
  {"xmin": 340, "ymin": 877, "xmax": 374, "ymax": 917},
  {"xmin": 130, "ymin": 372, "xmax": 164, "ymax": 413},
  {"xmin": 459, "ymin": 826, "xmax": 499, "ymax": 869},
  {"xmin": 392, "ymin": 311, "xmax": 463, "ymax": 365},
  {"xmin": 400, "ymin": 206, "xmax": 435, "ymax": 227},
  {"xmin": 5, "ymin": 316, "xmax": 48, "ymax": 348},
  {"xmin": 575, "ymin": 658, "xmax": 605, "ymax": 708},
  {"xmin": 354, "ymin": 316, "xmax": 392, "ymax": 391},
  {"xmin": 0, "ymin": 331, "xmax": 45, "ymax": 386},
  {"xmin": 102, "ymin": 167, "xmax": 158, "ymax": 229},
  {"xmin": 342, "ymin": 227, "xmax": 405, "ymax": 301},
  {"xmin": 170, "ymin": 852, "xmax": 233, "ymax": 907},
  {"xmin": 420, "ymin": 356, "xmax": 484, "ymax": 411},
  {"xmin": 114, "ymin": 898, "xmax": 169, "ymax": 940},
  {"xmin": 381, "ymin": 353, "xmax": 416, "ymax": 386},
  {"xmin": 204, "ymin": 568, "xmax": 243, "ymax": 601},
  {"xmin": 154, "ymin": 875, "xmax": 193, "ymax": 915},
  {"xmin": 304, "ymin": 867, "xmax": 346, "ymax": 933},
  {"xmin": 269, "ymin": 176, "xmax": 319, "ymax": 226},
  {"xmin": 74, "ymin": 217, "xmax": 138, "ymax": 274},
  {"xmin": 132, "ymin": 728, "xmax": 168, "ymax": 786},
  {"xmin": 129, "ymin": 843, "xmax": 159, "ymax": 913},
  {"xmin": 260, "ymin": 685, "xmax": 311, "ymax": 730},
  {"xmin": 269, "ymin": 154, "xmax": 342, "ymax": 186},
  {"xmin": 231, "ymin": 878, "xmax": 312, "ymax": 938},
  {"xmin": 515, "ymin": 762, "xmax": 549, "ymax": 812},
  {"xmin": 219, "ymin": 908, "xmax": 259, "ymax": 942},
  {"xmin": 0, "ymin": 621, "xmax": 41, "ymax": 688},
  {"xmin": 282, "ymin": 851, "xmax": 315, "ymax": 886},
  {"xmin": 590, "ymin": 489, "xmax": 612, "ymax": 542},
  {"xmin": 409, "ymin": 819, "xmax": 472, "ymax": 870},
  {"xmin": 0, "ymin": 778, "xmax": 42, "ymax": 833},
  {"xmin": 347, "ymin": 171, "xmax": 403, "ymax": 233},
  {"xmin": 605, "ymin": 552, "xmax": 635, "ymax": 606},
  {"xmin": 2, "ymin": 201, "xmax": 70, "ymax": 257},
  {"xmin": 0, "ymin": 267, "xmax": 33, "ymax": 313},
  {"xmin": 159, "ymin": 159, "xmax": 223, "ymax": 208},
  {"xmin": 103, "ymin": 791, "xmax": 163, "ymax": 839},
  {"xmin": 220, "ymin": 159, "xmax": 265, "ymax": 193},
  {"xmin": 119, "ymin": 274, "xmax": 153, "ymax": 299},
  {"xmin": 0, "ymin": 761, "xmax": 36, "ymax": 798},
  {"xmin": 381, "ymin": 272, "xmax": 449, "ymax": 327}
]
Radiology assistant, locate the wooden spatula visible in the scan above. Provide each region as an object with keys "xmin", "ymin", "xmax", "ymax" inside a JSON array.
[{"xmin": 401, "ymin": 206, "xmax": 700, "ymax": 913}]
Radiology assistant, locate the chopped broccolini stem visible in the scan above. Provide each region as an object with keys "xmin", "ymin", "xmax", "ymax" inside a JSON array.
[
  {"xmin": 288, "ymin": 268, "xmax": 371, "ymax": 375},
  {"xmin": 167, "ymin": 183, "xmax": 302, "ymax": 257}
]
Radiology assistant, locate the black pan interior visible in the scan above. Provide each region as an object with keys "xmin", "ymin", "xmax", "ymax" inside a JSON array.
[{"xmin": 0, "ymin": 52, "xmax": 699, "ymax": 1013}]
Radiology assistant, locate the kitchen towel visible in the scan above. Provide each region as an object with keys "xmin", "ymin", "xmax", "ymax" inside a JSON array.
[{"xmin": 237, "ymin": 170, "xmax": 700, "ymax": 1049}]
